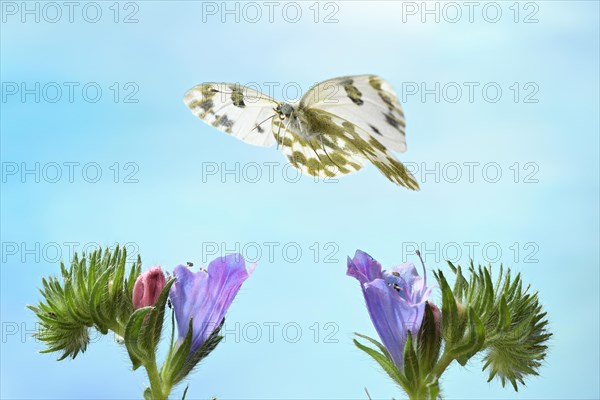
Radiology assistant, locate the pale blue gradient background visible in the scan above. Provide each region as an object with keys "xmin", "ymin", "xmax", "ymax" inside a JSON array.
[{"xmin": 1, "ymin": 1, "xmax": 599, "ymax": 399}]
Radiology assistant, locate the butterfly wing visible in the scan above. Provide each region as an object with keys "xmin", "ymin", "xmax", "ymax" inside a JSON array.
[
  {"xmin": 184, "ymin": 83, "xmax": 280, "ymax": 147},
  {"xmin": 272, "ymin": 115, "xmax": 365, "ymax": 179},
  {"xmin": 283, "ymin": 108, "xmax": 418, "ymax": 189},
  {"xmin": 300, "ymin": 75, "xmax": 407, "ymax": 153},
  {"xmin": 184, "ymin": 77, "xmax": 417, "ymax": 188}
]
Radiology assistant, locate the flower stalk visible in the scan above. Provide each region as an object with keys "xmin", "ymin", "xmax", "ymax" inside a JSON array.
[{"xmin": 146, "ymin": 355, "xmax": 167, "ymax": 400}]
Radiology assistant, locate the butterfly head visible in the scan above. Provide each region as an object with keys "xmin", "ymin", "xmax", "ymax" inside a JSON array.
[{"xmin": 275, "ymin": 103, "xmax": 295, "ymax": 120}]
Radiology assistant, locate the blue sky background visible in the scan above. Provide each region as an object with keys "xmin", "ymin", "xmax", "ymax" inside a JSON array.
[{"xmin": 1, "ymin": 1, "xmax": 599, "ymax": 399}]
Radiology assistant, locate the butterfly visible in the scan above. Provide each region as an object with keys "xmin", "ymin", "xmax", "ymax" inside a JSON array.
[{"xmin": 183, "ymin": 75, "xmax": 419, "ymax": 190}]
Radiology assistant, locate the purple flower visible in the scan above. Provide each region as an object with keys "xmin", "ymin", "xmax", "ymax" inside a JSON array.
[
  {"xmin": 169, "ymin": 254, "xmax": 255, "ymax": 355},
  {"xmin": 132, "ymin": 266, "xmax": 166, "ymax": 309},
  {"xmin": 347, "ymin": 250, "xmax": 432, "ymax": 369}
]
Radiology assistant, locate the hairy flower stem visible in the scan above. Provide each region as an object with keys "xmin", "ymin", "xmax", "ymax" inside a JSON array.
[
  {"xmin": 161, "ymin": 310, "xmax": 176, "ymax": 377},
  {"xmin": 405, "ymin": 381, "xmax": 432, "ymax": 400},
  {"xmin": 145, "ymin": 355, "xmax": 168, "ymax": 400},
  {"xmin": 405, "ymin": 352, "xmax": 456, "ymax": 400},
  {"xmin": 432, "ymin": 351, "xmax": 455, "ymax": 379},
  {"xmin": 406, "ymin": 388, "xmax": 423, "ymax": 400}
]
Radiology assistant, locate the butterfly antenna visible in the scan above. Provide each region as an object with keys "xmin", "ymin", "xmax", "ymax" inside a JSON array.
[
  {"xmin": 364, "ymin": 388, "xmax": 372, "ymax": 400},
  {"xmin": 250, "ymin": 114, "xmax": 276, "ymax": 133}
]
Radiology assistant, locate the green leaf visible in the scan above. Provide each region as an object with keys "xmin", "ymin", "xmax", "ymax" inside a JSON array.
[
  {"xmin": 143, "ymin": 387, "xmax": 153, "ymax": 400},
  {"xmin": 454, "ymin": 307, "xmax": 486, "ymax": 366},
  {"xmin": 440, "ymin": 261, "xmax": 552, "ymax": 391},
  {"xmin": 446, "ymin": 260, "xmax": 457, "ymax": 274},
  {"xmin": 90, "ymin": 268, "xmax": 112, "ymax": 333},
  {"xmin": 496, "ymin": 295, "xmax": 511, "ymax": 331},
  {"xmin": 437, "ymin": 271, "xmax": 465, "ymax": 345}
]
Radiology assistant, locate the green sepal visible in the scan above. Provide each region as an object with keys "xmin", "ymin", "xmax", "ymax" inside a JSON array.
[
  {"xmin": 176, "ymin": 319, "xmax": 225, "ymax": 384},
  {"xmin": 354, "ymin": 332, "xmax": 393, "ymax": 360},
  {"xmin": 353, "ymin": 335, "xmax": 407, "ymax": 389},
  {"xmin": 402, "ymin": 331, "xmax": 420, "ymax": 390},
  {"xmin": 417, "ymin": 302, "xmax": 442, "ymax": 374},
  {"xmin": 143, "ymin": 387, "xmax": 153, "ymax": 400},
  {"xmin": 124, "ymin": 306, "xmax": 153, "ymax": 369},
  {"xmin": 162, "ymin": 318, "xmax": 194, "ymax": 385},
  {"xmin": 142, "ymin": 278, "xmax": 175, "ymax": 353},
  {"xmin": 123, "ymin": 279, "xmax": 175, "ymax": 370},
  {"xmin": 162, "ymin": 318, "xmax": 225, "ymax": 387}
]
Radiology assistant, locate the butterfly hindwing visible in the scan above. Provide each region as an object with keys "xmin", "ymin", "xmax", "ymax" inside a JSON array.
[
  {"xmin": 184, "ymin": 83, "xmax": 279, "ymax": 147},
  {"xmin": 287, "ymin": 108, "xmax": 418, "ymax": 190},
  {"xmin": 272, "ymin": 115, "xmax": 365, "ymax": 179}
]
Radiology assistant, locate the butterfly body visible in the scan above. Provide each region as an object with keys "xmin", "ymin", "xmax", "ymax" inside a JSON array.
[
  {"xmin": 184, "ymin": 75, "xmax": 419, "ymax": 189},
  {"xmin": 275, "ymin": 103, "xmax": 295, "ymax": 119}
]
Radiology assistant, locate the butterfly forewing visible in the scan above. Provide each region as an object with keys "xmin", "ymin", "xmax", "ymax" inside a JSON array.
[
  {"xmin": 184, "ymin": 83, "xmax": 280, "ymax": 147},
  {"xmin": 300, "ymin": 75, "xmax": 407, "ymax": 153}
]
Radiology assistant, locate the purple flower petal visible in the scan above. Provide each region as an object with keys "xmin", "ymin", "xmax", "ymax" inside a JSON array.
[
  {"xmin": 170, "ymin": 254, "xmax": 253, "ymax": 355},
  {"xmin": 363, "ymin": 279, "xmax": 422, "ymax": 368},
  {"xmin": 346, "ymin": 250, "xmax": 383, "ymax": 285},
  {"xmin": 348, "ymin": 250, "xmax": 433, "ymax": 370}
]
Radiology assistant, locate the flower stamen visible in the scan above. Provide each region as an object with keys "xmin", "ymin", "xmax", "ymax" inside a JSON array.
[{"xmin": 415, "ymin": 249, "xmax": 428, "ymax": 287}]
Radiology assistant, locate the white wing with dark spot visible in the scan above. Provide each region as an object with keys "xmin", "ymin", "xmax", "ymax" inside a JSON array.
[
  {"xmin": 184, "ymin": 83, "xmax": 280, "ymax": 147},
  {"xmin": 300, "ymin": 75, "xmax": 407, "ymax": 152}
]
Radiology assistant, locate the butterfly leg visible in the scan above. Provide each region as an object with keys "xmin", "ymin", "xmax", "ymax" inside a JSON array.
[
  {"xmin": 296, "ymin": 118, "xmax": 341, "ymax": 176},
  {"xmin": 319, "ymin": 135, "xmax": 344, "ymax": 175},
  {"xmin": 275, "ymin": 120, "xmax": 282, "ymax": 150},
  {"xmin": 280, "ymin": 118, "xmax": 292, "ymax": 148}
]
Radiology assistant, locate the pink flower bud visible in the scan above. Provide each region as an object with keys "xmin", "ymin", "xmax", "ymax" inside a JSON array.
[{"xmin": 132, "ymin": 266, "xmax": 166, "ymax": 309}]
